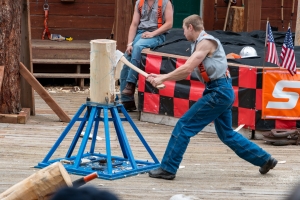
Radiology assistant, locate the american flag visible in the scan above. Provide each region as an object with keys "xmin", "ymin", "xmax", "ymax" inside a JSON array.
[
  {"xmin": 265, "ymin": 21, "xmax": 280, "ymax": 66},
  {"xmin": 280, "ymin": 27, "xmax": 297, "ymax": 75}
]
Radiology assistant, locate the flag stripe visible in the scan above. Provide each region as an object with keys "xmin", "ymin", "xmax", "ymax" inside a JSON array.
[
  {"xmin": 280, "ymin": 27, "xmax": 297, "ymax": 76},
  {"xmin": 265, "ymin": 21, "xmax": 280, "ymax": 66}
]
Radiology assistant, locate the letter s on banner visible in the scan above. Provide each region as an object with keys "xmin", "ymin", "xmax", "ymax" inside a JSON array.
[
  {"xmin": 262, "ymin": 68, "xmax": 300, "ymax": 120},
  {"xmin": 266, "ymin": 80, "xmax": 300, "ymax": 109}
]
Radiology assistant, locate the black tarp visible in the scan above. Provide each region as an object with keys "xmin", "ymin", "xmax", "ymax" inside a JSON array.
[{"xmin": 152, "ymin": 29, "xmax": 300, "ymax": 67}]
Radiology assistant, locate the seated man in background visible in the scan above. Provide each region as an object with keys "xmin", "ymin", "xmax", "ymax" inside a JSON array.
[{"xmin": 120, "ymin": 0, "xmax": 173, "ymax": 111}]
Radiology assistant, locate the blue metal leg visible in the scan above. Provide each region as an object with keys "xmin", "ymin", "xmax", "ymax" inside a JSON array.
[
  {"xmin": 121, "ymin": 105, "xmax": 160, "ymax": 164},
  {"xmin": 90, "ymin": 107, "xmax": 101, "ymax": 153},
  {"xmin": 113, "ymin": 106, "xmax": 138, "ymax": 170},
  {"xmin": 74, "ymin": 106, "xmax": 97, "ymax": 168},
  {"xmin": 103, "ymin": 107, "xmax": 113, "ymax": 174},
  {"xmin": 66, "ymin": 106, "xmax": 89, "ymax": 158},
  {"xmin": 42, "ymin": 104, "xmax": 86, "ymax": 163},
  {"xmin": 110, "ymin": 106, "xmax": 129, "ymax": 159}
]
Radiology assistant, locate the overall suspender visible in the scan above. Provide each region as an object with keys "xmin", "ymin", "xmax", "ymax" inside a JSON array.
[
  {"xmin": 195, "ymin": 35, "xmax": 229, "ymax": 82},
  {"xmin": 194, "ymin": 34, "xmax": 211, "ymax": 83},
  {"xmin": 138, "ymin": 0, "xmax": 163, "ymax": 28}
]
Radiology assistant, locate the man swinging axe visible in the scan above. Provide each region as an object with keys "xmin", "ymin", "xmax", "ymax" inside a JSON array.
[{"xmin": 146, "ymin": 15, "xmax": 278, "ymax": 180}]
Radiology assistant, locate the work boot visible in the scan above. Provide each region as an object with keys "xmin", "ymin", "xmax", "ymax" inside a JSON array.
[
  {"xmin": 122, "ymin": 101, "xmax": 136, "ymax": 111},
  {"xmin": 122, "ymin": 82, "xmax": 136, "ymax": 96},
  {"xmin": 259, "ymin": 157, "xmax": 278, "ymax": 174},
  {"xmin": 149, "ymin": 167, "xmax": 176, "ymax": 180}
]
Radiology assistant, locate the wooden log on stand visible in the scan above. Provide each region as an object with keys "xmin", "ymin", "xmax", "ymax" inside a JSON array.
[{"xmin": 90, "ymin": 39, "xmax": 116, "ymax": 104}]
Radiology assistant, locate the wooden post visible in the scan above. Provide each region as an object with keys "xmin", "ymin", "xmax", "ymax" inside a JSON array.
[
  {"xmin": 244, "ymin": 0, "xmax": 262, "ymax": 32},
  {"xmin": 0, "ymin": 162, "xmax": 72, "ymax": 200},
  {"xmin": 20, "ymin": 0, "xmax": 35, "ymax": 115},
  {"xmin": 90, "ymin": 39, "xmax": 116, "ymax": 104},
  {"xmin": 114, "ymin": 0, "xmax": 133, "ymax": 52},
  {"xmin": 295, "ymin": 0, "xmax": 300, "ymax": 46}
]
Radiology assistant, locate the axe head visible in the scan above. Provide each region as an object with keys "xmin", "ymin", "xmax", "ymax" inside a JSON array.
[{"xmin": 115, "ymin": 50, "xmax": 124, "ymax": 67}]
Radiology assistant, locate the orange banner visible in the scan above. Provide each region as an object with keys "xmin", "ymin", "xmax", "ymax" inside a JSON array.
[{"xmin": 262, "ymin": 68, "xmax": 300, "ymax": 120}]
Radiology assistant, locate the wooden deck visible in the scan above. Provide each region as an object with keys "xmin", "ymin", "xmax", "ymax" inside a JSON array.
[{"xmin": 0, "ymin": 91, "xmax": 299, "ymax": 200}]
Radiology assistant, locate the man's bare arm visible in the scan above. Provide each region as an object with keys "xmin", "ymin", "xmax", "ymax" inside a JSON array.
[
  {"xmin": 162, "ymin": 40, "xmax": 216, "ymax": 81},
  {"xmin": 127, "ymin": 5, "xmax": 140, "ymax": 45}
]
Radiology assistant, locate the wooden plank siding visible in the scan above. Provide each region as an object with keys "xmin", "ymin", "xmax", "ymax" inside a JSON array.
[
  {"xmin": 203, "ymin": 0, "xmax": 298, "ymax": 32},
  {"xmin": 29, "ymin": 0, "xmax": 115, "ymax": 40},
  {"xmin": 261, "ymin": 0, "xmax": 298, "ymax": 31}
]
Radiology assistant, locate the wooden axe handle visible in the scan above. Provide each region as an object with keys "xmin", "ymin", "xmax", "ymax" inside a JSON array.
[
  {"xmin": 120, "ymin": 56, "xmax": 165, "ymax": 89},
  {"xmin": 223, "ymin": 0, "xmax": 232, "ymax": 31}
]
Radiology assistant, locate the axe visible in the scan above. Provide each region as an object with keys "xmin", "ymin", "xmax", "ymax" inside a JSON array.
[{"xmin": 115, "ymin": 50, "xmax": 165, "ymax": 89}]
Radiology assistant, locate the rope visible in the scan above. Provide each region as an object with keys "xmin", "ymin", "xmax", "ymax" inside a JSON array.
[
  {"xmin": 42, "ymin": 0, "xmax": 51, "ymax": 40},
  {"xmin": 290, "ymin": 0, "xmax": 295, "ymax": 29},
  {"xmin": 281, "ymin": 0, "xmax": 284, "ymax": 30}
]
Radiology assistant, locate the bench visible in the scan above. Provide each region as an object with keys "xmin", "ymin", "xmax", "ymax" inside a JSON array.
[{"xmin": 31, "ymin": 40, "xmax": 90, "ymax": 88}]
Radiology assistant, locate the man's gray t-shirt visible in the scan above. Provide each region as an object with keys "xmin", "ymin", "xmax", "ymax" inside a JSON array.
[{"xmin": 192, "ymin": 31, "xmax": 228, "ymax": 83}]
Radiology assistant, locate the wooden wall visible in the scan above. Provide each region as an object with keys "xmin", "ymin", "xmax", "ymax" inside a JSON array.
[
  {"xmin": 261, "ymin": 0, "xmax": 298, "ymax": 31},
  {"xmin": 203, "ymin": 0, "xmax": 298, "ymax": 32},
  {"xmin": 29, "ymin": 0, "xmax": 115, "ymax": 40}
]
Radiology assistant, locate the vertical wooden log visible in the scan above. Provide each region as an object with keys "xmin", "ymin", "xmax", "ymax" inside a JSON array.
[
  {"xmin": 0, "ymin": 162, "xmax": 72, "ymax": 200},
  {"xmin": 90, "ymin": 39, "xmax": 116, "ymax": 104},
  {"xmin": 227, "ymin": 6, "xmax": 244, "ymax": 32},
  {"xmin": 0, "ymin": 0, "xmax": 22, "ymax": 114},
  {"xmin": 295, "ymin": 0, "xmax": 300, "ymax": 46}
]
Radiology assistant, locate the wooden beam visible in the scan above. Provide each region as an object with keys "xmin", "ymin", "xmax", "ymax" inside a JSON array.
[
  {"xmin": 114, "ymin": 0, "xmax": 133, "ymax": 52},
  {"xmin": 20, "ymin": 0, "xmax": 35, "ymax": 115},
  {"xmin": 295, "ymin": 0, "xmax": 300, "ymax": 46},
  {"xmin": 244, "ymin": 0, "xmax": 261, "ymax": 32},
  {"xmin": 0, "ymin": 108, "xmax": 30, "ymax": 124},
  {"xmin": 19, "ymin": 62, "xmax": 71, "ymax": 123},
  {"xmin": 33, "ymin": 73, "xmax": 90, "ymax": 78}
]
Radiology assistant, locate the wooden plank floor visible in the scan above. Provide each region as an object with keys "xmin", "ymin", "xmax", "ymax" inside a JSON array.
[{"xmin": 0, "ymin": 91, "xmax": 299, "ymax": 200}]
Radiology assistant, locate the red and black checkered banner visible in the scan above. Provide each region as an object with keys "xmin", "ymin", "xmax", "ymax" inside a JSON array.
[{"xmin": 138, "ymin": 53, "xmax": 300, "ymax": 131}]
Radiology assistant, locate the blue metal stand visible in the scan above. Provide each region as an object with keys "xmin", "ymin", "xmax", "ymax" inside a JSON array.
[{"xmin": 35, "ymin": 100, "xmax": 160, "ymax": 180}]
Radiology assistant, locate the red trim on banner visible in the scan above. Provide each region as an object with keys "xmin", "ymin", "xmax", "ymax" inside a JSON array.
[
  {"xmin": 239, "ymin": 67, "xmax": 257, "ymax": 89},
  {"xmin": 232, "ymin": 86, "xmax": 239, "ymax": 107},
  {"xmin": 255, "ymin": 89, "xmax": 262, "ymax": 110},
  {"xmin": 238, "ymin": 107, "xmax": 255, "ymax": 129},
  {"xmin": 145, "ymin": 54, "xmax": 162, "ymax": 74},
  {"xmin": 174, "ymin": 98, "xmax": 189, "ymax": 118},
  {"xmin": 143, "ymin": 93, "xmax": 159, "ymax": 114},
  {"xmin": 189, "ymin": 80, "xmax": 204, "ymax": 101},
  {"xmin": 275, "ymin": 120, "xmax": 296, "ymax": 129}
]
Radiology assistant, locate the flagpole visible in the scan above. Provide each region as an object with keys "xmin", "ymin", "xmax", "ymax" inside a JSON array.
[{"xmin": 263, "ymin": 18, "xmax": 269, "ymax": 68}]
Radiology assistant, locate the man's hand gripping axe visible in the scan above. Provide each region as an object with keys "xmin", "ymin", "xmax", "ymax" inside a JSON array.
[{"xmin": 115, "ymin": 50, "xmax": 165, "ymax": 89}]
